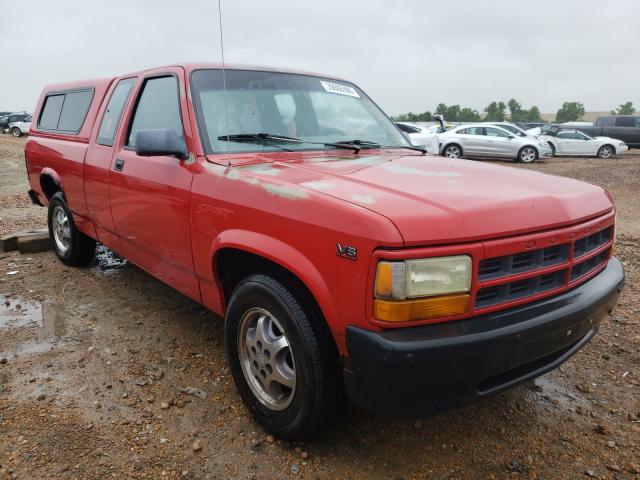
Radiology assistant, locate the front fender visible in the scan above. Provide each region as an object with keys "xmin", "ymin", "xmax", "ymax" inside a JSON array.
[{"xmin": 210, "ymin": 229, "xmax": 336, "ymax": 332}]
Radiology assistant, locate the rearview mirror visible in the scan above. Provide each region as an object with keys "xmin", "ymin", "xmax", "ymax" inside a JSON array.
[{"xmin": 135, "ymin": 129, "xmax": 188, "ymax": 160}]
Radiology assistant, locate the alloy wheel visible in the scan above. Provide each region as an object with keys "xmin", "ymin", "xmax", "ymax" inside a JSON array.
[
  {"xmin": 445, "ymin": 146, "xmax": 460, "ymax": 158},
  {"xmin": 52, "ymin": 205, "xmax": 71, "ymax": 254},
  {"xmin": 520, "ymin": 147, "xmax": 536, "ymax": 163},
  {"xmin": 237, "ymin": 307, "xmax": 296, "ymax": 411}
]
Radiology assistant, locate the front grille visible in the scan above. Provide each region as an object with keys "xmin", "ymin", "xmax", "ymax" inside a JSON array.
[
  {"xmin": 479, "ymin": 244, "xmax": 569, "ymax": 280},
  {"xmin": 476, "ymin": 270, "xmax": 566, "ymax": 308},
  {"xmin": 474, "ymin": 220, "xmax": 614, "ymax": 312}
]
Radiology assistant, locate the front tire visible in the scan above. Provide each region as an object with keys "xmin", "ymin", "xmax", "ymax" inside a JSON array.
[
  {"xmin": 47, "ymin": 192, "xmax": 96, "ymax": 266},
  {"xmin": 225, "ymin": 273, "xmax": 339, "ymax": 440},
  {"xmin": 11, "ymin": 127, "xmax": 21, "ymax": 137},
  {"xmin": 518, "ymin": 146, "xmax": 538, "ymax": 163},
  {"xmin": 597, "ymin": 145, "xmax": 614, "ymax": 159}
]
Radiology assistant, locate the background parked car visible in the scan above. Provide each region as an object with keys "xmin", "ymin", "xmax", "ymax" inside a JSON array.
[
  {"xmin": 543, "ymin": 129, "xmax": 627, "ymax": 158},
  {"xmin": 488, "ymin": 121, "xmax": 542, "ymax": 138},
  {"xmin": 395, "ymin": 121, "xmax": 439, "ymax": 154},
  {"xmin": 439, "ymin": 124, "xmax": 552, "ymax": 163},
  {"xmin": 9, "ymin": 115, "xmax": 31, "ymax": 137},
  {"xmin": 558, "ymin": 115, "xmax": 640, "ymax": 148},
  {"xmin": 1, "ymin": 112, "xmax": 30, "ymax": 134}
]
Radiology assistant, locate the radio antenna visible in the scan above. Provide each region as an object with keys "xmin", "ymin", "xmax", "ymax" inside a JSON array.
[{"xmin": 217, "ymin": 0, "xmax": 231, "ymax": 166}]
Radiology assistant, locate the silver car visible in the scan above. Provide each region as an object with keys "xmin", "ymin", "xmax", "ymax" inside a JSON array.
[{"xmin": 438, "ymin": 124, "xmax": 552, "ymax": 163}]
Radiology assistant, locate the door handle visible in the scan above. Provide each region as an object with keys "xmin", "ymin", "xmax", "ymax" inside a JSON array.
[{"xmin": 114, "ymin": 158, "xmax": 125, "ymax": 172}]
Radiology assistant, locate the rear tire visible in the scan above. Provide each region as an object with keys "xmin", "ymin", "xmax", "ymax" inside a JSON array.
[
  {"xmin": 442, "ymin": 144, "xmax": 462, "ymax": 159},
  {"xmin": 11, "ymin": 127, "xmax": 21, "ymax": 137},
  {"xmin": 47, "ymin": 192, "xmax": 96, "ymax": 266},
  {"xmin": 597, "ymin": 145, "xmax": 614, "ymax": 159},
  {"xmin": 225, "ymin": 273, "xmax": 339, "ymax": 440},
  {"xmin": 518, "ymin": 146, "xmax": 538, "ymax": 163}
]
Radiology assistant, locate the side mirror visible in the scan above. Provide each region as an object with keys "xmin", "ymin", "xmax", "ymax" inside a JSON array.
[
  {"xmin": 507, "ymin": 135, "xmax": 515, "ymax": 139},
  {"xmin": 135, "ymin": 129, "xmax": 188, "ymax": 160}
]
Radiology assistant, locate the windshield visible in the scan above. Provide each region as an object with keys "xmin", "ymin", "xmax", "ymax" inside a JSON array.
[
  {"xmin": 190, "ymin": 69, "xmax": 408, "ymax": 154},
  {"xmin": 498, "ymin": 124, "xmax": 525, "ymax": 136}
]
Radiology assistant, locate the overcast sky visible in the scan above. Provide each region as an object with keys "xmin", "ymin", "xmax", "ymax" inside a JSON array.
[{"xmin": 1, "ymin": 0, "xmax": 639, "ymax": 115}]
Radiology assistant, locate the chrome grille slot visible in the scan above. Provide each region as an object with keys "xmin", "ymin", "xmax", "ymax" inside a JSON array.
[
  {"xmin": 475, "ymin": 270, "xmax": 566, "ymax": 308},
  {"xmin": 478, "ymin": 244, "xmax": 569, "ymax": 281},
  {"xmin": 571, "ymin": 249, "xmax": 610, "ymax": 281},
  {"xmin": 574, "ymin": 226, "xmax": 613, "ymax": 258}
]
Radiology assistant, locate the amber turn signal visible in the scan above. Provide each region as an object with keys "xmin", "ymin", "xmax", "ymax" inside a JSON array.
[{"xmin": 373, "ymin": 294, "xmax": 470, "ymax": 323}]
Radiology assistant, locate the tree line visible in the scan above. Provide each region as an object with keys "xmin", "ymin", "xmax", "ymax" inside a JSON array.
[{"xmin": 392, "ymin": 101, "xmax": 636, "ymax": 123}]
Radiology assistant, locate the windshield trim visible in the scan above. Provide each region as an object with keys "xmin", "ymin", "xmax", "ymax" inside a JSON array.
[{"xmin": 188, "ymin": 68, "xmax": 409, "ymax": 156}]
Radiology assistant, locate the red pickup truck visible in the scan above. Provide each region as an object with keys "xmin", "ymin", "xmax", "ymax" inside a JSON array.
[{"xmin": 25, "ymin": 64, "xmax": 624, "ymax": 439}]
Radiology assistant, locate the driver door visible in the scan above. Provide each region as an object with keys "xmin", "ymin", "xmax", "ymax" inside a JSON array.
[
  {"xmin": 108, "ymin": 68, "xmax": 201, "ymax": 302},
  {"xmin": 555, "ymin": 131, "xmax": 582, "ymax": 155}
]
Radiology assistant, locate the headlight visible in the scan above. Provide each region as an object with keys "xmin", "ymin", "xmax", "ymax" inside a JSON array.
[{"xmin": 373, "ymin": 255, "xmax": 472, "ymax": 322}]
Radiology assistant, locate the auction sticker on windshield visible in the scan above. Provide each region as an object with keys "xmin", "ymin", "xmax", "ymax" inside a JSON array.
[{"xmin": 320, "ymin": 80, "xmax": 360, "ymax": 98}]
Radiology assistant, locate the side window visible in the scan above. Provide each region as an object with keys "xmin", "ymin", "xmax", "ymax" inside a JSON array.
[
  {"xmin": 37, "ymin": 89, "xmax": 93, "ymax": 133},
  {"xmin": 127, "ymin": 76, "xmax": 183, "ymax": 148},
  {"xmin": 485, "ymin": 127, "xmax": 510, "ymax": 138},
  {"xmin": 38, "ymin": 94, "xmax": 65, "ymax": 129},
  {"xmin": 459, "ymin": 127, "xmax": 482, "ymax": 135},
  {"xmin": 57, "ymin": 90, "xmax": 94, "ymax": 132},
  {"xmin": 635, "ymin": 117, "xmax": 640, "ymax": 128},
  {"xmin": 615, "ymin": 116, "xmax": 635, "ymax": 127},
  {"xmin": 558, "ymin": 131, "xmax": 579, "ymax": 139},
  {"xmin": 97, "ymin": 78, "xmax": 136, "ymax": 146}
]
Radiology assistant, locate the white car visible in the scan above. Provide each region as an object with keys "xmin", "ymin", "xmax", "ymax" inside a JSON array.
[
  {"xmin": 395, "ymin": 122, "xmax": 439, "ymax": 155},
  {"xmin": 438, "ymin": 124, "xmax": 552, "ymax": 163},
  {"xmin": 9, "ymin": 115, "xmax": 31, "ymax": 137},
  {"xmin": 544, "ymin": 130, "xmax": 628, "ymax": 158}
]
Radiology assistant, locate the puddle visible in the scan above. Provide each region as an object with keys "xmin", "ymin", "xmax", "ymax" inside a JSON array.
[
  {"xmin": 534, "ymin": 375, "xmax": 588, "ymax": 410},
  {"xmin": 1, "ymin": 294, "xmax": 64, "ymax": 337},
  {"xmin": 93, "ymin": 244, "xmax": 128, "ymax": 275}
]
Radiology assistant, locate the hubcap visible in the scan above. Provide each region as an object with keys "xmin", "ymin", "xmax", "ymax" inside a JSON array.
[
  {"xmin": 600, "ymin": 147, "xmax": 612, "ymax": 158},
  {"xmin": 521, "ymin": 148, "xmax": 536, "ymax": 162},
  {"xmin": 237, "ymin": 307, "xmax": 296, "ymax": 411},
  {"xmin": 52, "ymin": 205, "xmax": 71, "ymax": 254},
  {"xmin": 445, "ymin": 146, "xmax": 460, "ymax": 158}
]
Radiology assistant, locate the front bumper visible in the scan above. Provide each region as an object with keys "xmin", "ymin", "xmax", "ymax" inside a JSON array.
[
  {"xmin": 539, "ymin": 144, "xmax": 553, "ymax": 157},
  {"xmin": 615, "ymin": 145, "xmax": 629, "ymax": 154},
  {"xmin": 344, "ymin": 257, "xmax": 624, "ymax": 416}
]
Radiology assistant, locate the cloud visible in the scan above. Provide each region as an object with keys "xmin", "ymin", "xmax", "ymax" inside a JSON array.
[{"xmin": 1, "ymin": 0, "xmax": 638, "ymax": 115}]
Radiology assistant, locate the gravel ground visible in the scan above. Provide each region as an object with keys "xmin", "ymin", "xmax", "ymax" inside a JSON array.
[{"xmin": 1, "ymin": 135, "xmax": 639, "ymax": 479}]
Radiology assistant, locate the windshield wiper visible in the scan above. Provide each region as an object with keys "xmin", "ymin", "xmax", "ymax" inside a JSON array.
[
  {"xmin": 218, "ymin": 133, "xmax": 361, "ymax": 153},
  {"xmin": 334, "ymin": 139, "xmax": 427, "ymax": 154}
]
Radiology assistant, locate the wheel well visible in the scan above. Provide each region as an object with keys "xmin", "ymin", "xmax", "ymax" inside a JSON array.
[
  {"xmin": 520, "ymin": 145, "xmax": 538, "ymax": 155},
  {"xmin": 214, "ymin": 247, "xmax": 339, "ymax": 356},
  {"xmin": 40, "ymin": 174, "xmax": 61, "ymax": 200},
  {"xmin": 443, "ymin": 143, "xmax": 462, "ymax": 154},
  {"xmin": 600, "ymin": 144, "xmax": 614, "ymax": 151},
  {"xmin": 215, "ymin": 248, "xmax": 319, "ymax": 316}
]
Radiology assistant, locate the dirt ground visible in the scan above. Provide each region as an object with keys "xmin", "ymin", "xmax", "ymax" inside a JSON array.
[{"xmin": 0, "ymin": 134, "xmax": 638, "ymax": 480}]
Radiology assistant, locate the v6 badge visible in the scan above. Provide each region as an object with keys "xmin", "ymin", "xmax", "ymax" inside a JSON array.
[{"xmin": 336, "ymin": 243, "xmax": 357, "ymax": 261}]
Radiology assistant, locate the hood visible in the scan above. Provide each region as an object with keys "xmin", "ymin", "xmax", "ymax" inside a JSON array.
[
  {"xmin": 594, "ymin": 136, "xmax": 622, "ymax": 143},
  {"xmin": 231, "ymin": 152, "xmax": 613, "ymax": 246}
]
